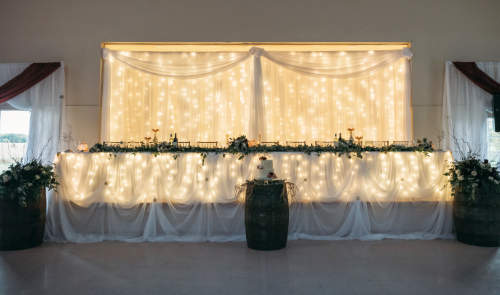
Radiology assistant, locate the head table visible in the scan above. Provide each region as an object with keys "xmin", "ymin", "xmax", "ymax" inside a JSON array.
[{"xmin": 46, "ymin": 151, "xmax": 454, "ymax": 242}]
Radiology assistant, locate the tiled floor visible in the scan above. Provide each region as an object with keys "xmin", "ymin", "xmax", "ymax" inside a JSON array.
[{"xmin": 1, "ymin": 240, "xmax": 499, "ymax": 295}]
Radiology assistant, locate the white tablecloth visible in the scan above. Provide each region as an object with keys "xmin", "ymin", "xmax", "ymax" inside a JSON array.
[{"xmin": 46, "ymin": 152, "xmax": 454, "ymax": 242}]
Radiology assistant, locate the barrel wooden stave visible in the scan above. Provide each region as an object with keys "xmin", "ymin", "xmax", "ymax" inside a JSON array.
[
  {"xmin": 0, "ymin": 190, "xmax": 46, "ymax": 251},
  {"xmin": 453, "ymin": 191, "xmax": 500, "ymax": 247},
  {"xmin": 245, "ymin": 181, "xmax": 289, "ymax": 251}
]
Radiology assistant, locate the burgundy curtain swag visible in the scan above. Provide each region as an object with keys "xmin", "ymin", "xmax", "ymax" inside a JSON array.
[
  {"xmin": 0, "ymin": 62, "xmax": 61, "ymax": 104},
  {"xmin": 453, "ymin": 61, "xmax": 500, "ymax": 131}
]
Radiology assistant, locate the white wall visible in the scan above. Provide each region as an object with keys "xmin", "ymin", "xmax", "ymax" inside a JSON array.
[{"xmin": 1, "ymin": 0, "xmax": 499, "ymax": 146}]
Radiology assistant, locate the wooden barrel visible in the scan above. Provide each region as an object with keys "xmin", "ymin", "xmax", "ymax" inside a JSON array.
[
  {"xmin": 453, "ymin": 190, "xmax": 500, "ymax": 247},
  {"xmin": 245, "ymin": 180, "xmax": 289, "ymax": 250},
  {"xmin": 0, "ymin": 190, "xmax": 46, "ymax": 251}
]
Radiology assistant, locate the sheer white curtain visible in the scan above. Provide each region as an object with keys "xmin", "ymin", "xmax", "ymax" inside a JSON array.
[
  {"xmin": 101, "ymin": 47, "xmax": 413, "ymax": 143},
  {"xmin": 260, "ymin": 50, "xmax": 412, "ymax": 142},
  {"xmin": 101, "ymin": 49, "xmax": 253, "ymax": 143},
  {"xmin": 0, "ymin": 63, "xmax": 64, "ymax": 163},
  {"xmin": 442, "ymin": 61, "xmax": 500, "ymax": 160}
]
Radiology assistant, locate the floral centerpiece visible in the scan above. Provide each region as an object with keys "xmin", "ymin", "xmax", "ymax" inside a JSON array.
[
  {"xmin": 445, "ymin": 155, "xmax": 500, "ymax": 202},
  {"xmin": 0, "ymin": 159, "xmax": 58, "ymax": 207},
  {"xmin": 227, "ymin": 135, "xmax": 249, "ymax": 154},
  {"xmin": 444, "ymin": 154, "xmax": 500, "ymax": 247}
]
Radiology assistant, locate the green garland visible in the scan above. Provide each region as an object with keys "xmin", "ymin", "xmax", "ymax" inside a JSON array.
[{"xmin": 88, "ymin": 137, "xmax": 435, "ymax": 162}]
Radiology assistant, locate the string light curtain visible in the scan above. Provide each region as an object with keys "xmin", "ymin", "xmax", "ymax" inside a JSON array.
[
  {"xmin": 101, "ymin": 46, "xmax": 413, "ymax": 143},
  {"xmin": 259, "ymin": 49, "xmax": 412, "ymax": 142},
  {"xmin": 101, "ymin": 50, "xmax": 252, "ymax": 143}
]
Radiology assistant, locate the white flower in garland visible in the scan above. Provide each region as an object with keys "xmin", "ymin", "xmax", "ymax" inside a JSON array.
[
  {"xmin": 2, "ymin": 174, "xmax": 10, "ymax": 183},
  {"xmin": 24, "ymin": 165, "xmax": 32, "ymax": 171},
  {"xmin": 489, "ymin": 176, "xmax": 495, "ymax": 181},
  {"xmin": 35, "ymin": 175, "xmax": 40, "ymax": 180},
  {"xmin": 458, "ymin": 175, "xmax": 464, "ymax": 181},
  {"xmin": 471, "ymin": 170, "xmax": 478, "ymax": 177}
]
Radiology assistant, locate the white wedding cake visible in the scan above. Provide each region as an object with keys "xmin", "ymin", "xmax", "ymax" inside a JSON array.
[{"xmin": 255, "ymin": 157, "xmax": 276, "ymax": 180}]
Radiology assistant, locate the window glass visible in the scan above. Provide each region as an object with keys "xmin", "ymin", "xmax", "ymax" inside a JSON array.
[
  {"xmin": 487, "ymin": 118, "xmax": 500, "ymax": 166},
  {"xmin": 0, "ymin": 110, "xmax": 30, "ymax": 172}
]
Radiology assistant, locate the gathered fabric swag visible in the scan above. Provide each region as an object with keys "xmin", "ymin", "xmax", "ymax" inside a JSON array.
[
  {"xmin": 0, "ymin": 62, "xmax": 61, "ymax": 104},
  {"xmin": 453, "ymin": 62, "xmax": 500, "ymax": 95},
  {"xmin": 453, "ymin": 62, "xmax": 500, "ymax": 132}
]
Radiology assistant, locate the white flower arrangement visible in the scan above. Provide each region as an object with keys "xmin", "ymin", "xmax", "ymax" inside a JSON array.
[
  {"xmin": 0, "ymin": 160, "xmax": 58, "ymax": 207},
  {"xmin": 445, "ymin": 155, "xmax": 500, "ymax": 202}
]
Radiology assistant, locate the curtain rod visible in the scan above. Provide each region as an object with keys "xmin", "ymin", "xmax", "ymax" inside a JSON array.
[{"xmin": 101, "ymin": 42, "xmax": 411, "ymax": 52}]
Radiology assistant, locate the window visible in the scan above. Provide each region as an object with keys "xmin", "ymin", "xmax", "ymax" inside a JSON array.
[
  {"xmin": 0, "ymin": 110, "xmax": 30, "ymax": 172},
  {"xmin": 487, "ymin": 118, "xmax": 500, "ymax": 165}
]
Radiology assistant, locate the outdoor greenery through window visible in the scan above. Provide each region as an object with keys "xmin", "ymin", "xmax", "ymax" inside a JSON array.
[
  {"xmin": 487, "ymin": 118, "xmax": 500, "ymax": 166},
  {"xmin": 0, "ymin": 110, "xmax": 30, "ymax": 172}
]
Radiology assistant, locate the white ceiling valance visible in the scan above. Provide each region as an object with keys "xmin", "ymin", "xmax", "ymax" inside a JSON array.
[
  {"xmin": 100, "ymin": 44, "xmax": 413, "ymax": 143},
  {"xmin": 104, "ymin": 49, "xmax": 251, "ymax": 79},
  {"xmin": 103, "ymin": 47, "xmax": 412, "ymax": 79}
]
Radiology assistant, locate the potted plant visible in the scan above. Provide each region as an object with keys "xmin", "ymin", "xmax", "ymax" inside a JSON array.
[
  {"xmin": 445, "ymin": 154, "xmax": 500, "ymax": 246},
  {"xmin": 0, "ymin": 160, "xmax": 57, "ymax": 250}
]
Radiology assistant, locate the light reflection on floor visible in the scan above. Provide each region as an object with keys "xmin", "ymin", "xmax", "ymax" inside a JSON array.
[{"xmin": 1, "ymin": 240, "xmax": 499, "ymax": 295}]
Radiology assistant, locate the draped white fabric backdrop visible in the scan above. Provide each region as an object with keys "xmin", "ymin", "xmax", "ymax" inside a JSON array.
[
  {"xmin": 101, "ymin": 47, "xmax": 413, "ymax": 144},
  {"xmin": 442, "ymin": 61, "xmax": 500, "ymax": 160},
  {"xmin": 46, "ymin": 152, "xmax": 453, "ymax": 242},
  {"xmin": 0, "ymin": 63, "xmax": 64, "ymax": 164}
]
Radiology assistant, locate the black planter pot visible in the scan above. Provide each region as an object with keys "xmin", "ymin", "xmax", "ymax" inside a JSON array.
[
  {"xmin": 245, "ymin": 180, "xmax": 289, "ymax": 251},
  {"xmin": 0, "ymin": 190, "xmax": 46, "ymax": 251},
  {"xmin": 453, "ymin": 190, "xmax": 500, "ymax": 247}
]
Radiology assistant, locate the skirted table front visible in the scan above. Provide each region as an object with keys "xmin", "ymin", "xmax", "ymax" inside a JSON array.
[{"xmin": 46, "ymin": 152, "xmax": 454, "ymax": 242}]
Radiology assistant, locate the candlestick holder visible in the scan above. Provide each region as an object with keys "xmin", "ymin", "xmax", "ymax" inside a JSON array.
[
  {"xmin": 152, "ymin": 129, "xmax": 159, "ymax": 144},
  {"xmin": 347, "ymin": 128, "xmax": 355, "ymax": 142},
  {"xmin": 355, "ymin": 136, "xmax": 363, "ymax": 145}
]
